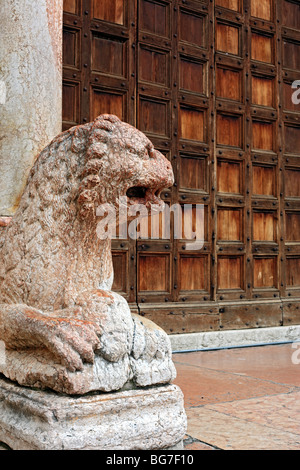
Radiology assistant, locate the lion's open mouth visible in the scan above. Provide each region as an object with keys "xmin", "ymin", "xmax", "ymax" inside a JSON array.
[{"xmin": 126, "ymin": 186, "xmax": 163, "ymax": 206}]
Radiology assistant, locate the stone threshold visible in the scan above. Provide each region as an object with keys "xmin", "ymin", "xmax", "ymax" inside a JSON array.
[{"xmin": 170, "ymin": 325, "xmax": 300, "ymax": 353}]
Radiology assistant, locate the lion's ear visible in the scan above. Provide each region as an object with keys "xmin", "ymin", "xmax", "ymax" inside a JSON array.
[{"xmin": 71, "ymin": 125, "xmax": 89, "ymax": 153}]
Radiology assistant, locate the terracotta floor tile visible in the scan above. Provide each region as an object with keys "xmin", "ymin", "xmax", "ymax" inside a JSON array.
[
  {"xmin": 173, "ymin": 344, "xmax": 300, "ymax": 387},
  {"xmin": 207, "ymin": 390, "xmax": 300, "ymax": 435},
  {"xmin": 173, "ymin": 362, "xmax": 293, "ymax": 407},
  {"xmin": 186, "ymin": 407, "xmax": 300, "ymax": 450}
]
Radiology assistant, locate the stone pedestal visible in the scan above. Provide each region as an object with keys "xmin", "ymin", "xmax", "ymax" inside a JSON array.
[
  {"xmin": 0, "ymin": 0, "xmax": 63, "ymax": 215},
  {"xmin": 0, "ymin": 377, "xmax": 187, "ymax": 450}
]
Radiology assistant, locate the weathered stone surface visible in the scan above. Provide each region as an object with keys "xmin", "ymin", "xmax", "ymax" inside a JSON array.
[
  {"xmin": 0, "ymin": 378, "xmax": 187, "ymax": 450},
  {"xmin": 0, "ymin": 115, "xmax": 176, "ymax": 394},
  {"xmin": 0, "ymin": 0, "xmax": 63, "ymax": 215}
]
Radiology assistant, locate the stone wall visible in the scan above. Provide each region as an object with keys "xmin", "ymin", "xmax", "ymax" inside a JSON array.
[{"xmin": 0, "ymin": 0, "xmax": 63, "ymax": 215}]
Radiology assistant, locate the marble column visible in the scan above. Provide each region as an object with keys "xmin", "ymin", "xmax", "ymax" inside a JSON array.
[{"xmin": 0, "ymin": 0, "xmax": 63, "ymax": 216}]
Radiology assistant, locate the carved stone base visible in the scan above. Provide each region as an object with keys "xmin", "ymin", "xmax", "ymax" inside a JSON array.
[{"xmin": 0, "ymin": 377, "xmax": 187, "ymax": 450}]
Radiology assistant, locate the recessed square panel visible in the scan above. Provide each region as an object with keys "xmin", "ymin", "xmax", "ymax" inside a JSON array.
[
  {"xmin": 217, "ymin": 160, "xmax": 241, "ymax": 194},
  {"xmin": 218, "ymin": 209, "xmax": 242, "ymax": 241},
  {"xmin": 64, "ymin": 0, "xmax": 77, "ymax": 14},
  {"xmin": 180, "ymin": 10, "xmax": 205, "ymax": 47},
  {"xmin": 216, "ymin": 67, "xmax": 242, "ymax": 101},
  {"xmin": 254, "ymin": 258, "xmax": 276, "ymax": 288},
  {"xmin": 180, "ymin": 58, "xmax": 205, "ymax": 94},
  {"xmin": 218, "ymin": 256, "xmax": 243, "ymax": 290},
  {"xmin": 140, "ymin": 0, "xmax": 169, "ymax": 37},
  {"xmin": 216, "ymin": 24, "xmax": 240, "ymax": 55},
  {"xmin": 283, "ymin": 41, "xmax": 300, "ymax": 70},
  {"xmin": 139, "ymin": 46, "xmax": 169, "ymax": 86},
  {"xmin": 180, "ymin": 108, "xmax": 205, "ymax": 142},
  {"xmin": 217, "ymin": 113, "xmax": 242, "ymax": 148},
  {"xmin": 216, "ymin": 0, "xmax": 240, "ymax": 11},
  {"xmin": 138, "ymin": 254, "xmax": 170, "ymax": 292},
  {"xmin": 286, "ymin": 169, "xmax": 300, "ymax": 197},
  {"xmin": 91, "ymin": 89, "xmax": 124, "ymax": 120},
  {"xmin": 286, "ymin": 212, "xmax": 300, "ymax": 241},
  {"xmin": 63, "ymin": 28, "xmax": 80, "ymax": 68},
  {"xmin": 253, "ymin": 212, "xmax": 276, "ymax": 241},
  {"xmin": 180, "ymin": 256, "xmax": 208, "ymax": 291},
  {"xmin": 63, "ymin": 82, "xmax": 79, "ymax": 123},
  {"xmin": 92, "ymin": 0, "xmax": 124, "ymax": 24},
  {"xmin": 252, "ymin": 76, "xmax": 274, "ymax": 107},
  {"xmin": 139, "ymin": 97, "xmax": 168, "ymax": 137},
  {"xmin": 251, "ymin": 33, "xmax": 273, "ymax": 63},
  {"xmin": 252, "ymin": 121, "xmax": 274, "ymax": 151},
  {"xmin": 181, "ymin": 204, "xmax": 207, "ymax": 241},
  {"xmin": 283, "ymin": 1, "xmax": 300, "ymax": 30},
  {"xmin": 286, "ymin": 257, "xmax": 300, "ymax": 287},
  {"xmin": 92, "ymin": 35, "xmax": 125, "ymax": 76},
  {"xmin": 285, "ymin": 125, "xmax": 300, "ymax": 154},
  {"xmin": 251, "ymin": 0, "xmax": 273, "ymax": 20},
  {"xmin": 180, "ymin": 156, "xmax": 206, "ymax": 191},
  {"xmin": 252, "ymin": 165, "xmax": 275, "ymax": 196},
  {"xmin": 112, "ymin": 252, "xmax": 127, "ymax": 292},
  {"xmin": 283, "ymin": 81, "xmax": 300, "ymax": 112}
]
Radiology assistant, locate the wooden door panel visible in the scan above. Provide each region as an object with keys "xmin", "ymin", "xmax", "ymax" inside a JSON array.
[
  {"xmin": 252, "ymin": 76, "xmax": 274, "ymax": 108},
  {"xmin": 112, "ymin": 252, "xmax": 128, "ymax": 293},
  {"xmin": 139, "ymin": 45, "xmax": 170, "ymax": 87},
  {"xmin": 253, "ymin": 212, "xmax": 276, "ymax": 241},
  {"xmin": 218, "ymin": 256, "xmax": 244, "ymax": 290},
  {"xmin": 217, "ymin": 160, "xmax": 242, "ymax": 194},
  {"xmin": 218, "ymin": 209, "xmax": 243, "ymax": 241},
  {"xmin": 285, "ymin": 125, "xmax": 300, "ymax": 154},
  {"xmin": 62, "ymin": 82, "xmax": 80, "ymax": 128},
  {"xmin": 252, "ymin": 120, "xmax": 274, "ymax": 151},
  {"xmin": 180, "ymin": 256, "xmax": 208, "ymax": 292},
  {"xmin": 63, "ymin": 28, "xmax": 80, "ymax": 68},
  {"xmin": 91, "ymin": 34, "xmax": 126, "ymax": 77},
  {"xmin": 180, "ymin": 156, "xmax": 207, "ymax": 191},
  {"xmin": 216, "ymin": 67, "xmax": 242, "ymax": 101},
  {"xmin": 140, "ymin": 0, "xmax": 170, "ymax": 37},
  {"xmin": 180, "ymin": 10, "xmax": 205, "ymax": 47},
  {"xmin": 285, "ymin": 169, "xmax": 300, "ymax": 197},
  {"xmin": 216, "ymin": 23, "xmax": 240, "ymax": 55},
  {"xmin": 286, "ymin": 212, "xmax": 300, "ymax": 241},
  {"xmin": 139, "ymin": 96, "xmax": 169, "ymax": 137},
  {"xmin": 64, "ymin": 0, "xmax": 79, "ymax": 14},
  {"xmin": 91, "ymin": 89, "xmax": 125, "ymax": 121},
  {"xmin": 251, "ymin": 0, "xmax": 273, "ymax": 20},
  {"xmin": 252, "ymin": 165, "xmax": 276, "ymax": 196},
  {"xmin": 283, "ymin": 81, "xmax": 300, "ymax": 112},
  {"xmin": 253, "ymin": 257, "xmax": 277, "ymax": 288},
  {"xmin": 92, "ymin": 0, "xmax": 124, "ymax": 25},
  {"xmin": 217, "ymin": 113, "xmax": 242, "ymax": 148},
  {"xmin": 282, "ymin": 1, "xmax": 300, "ymax": 30},
  {"xmin": 251, "ymin": 33, "xmax": 273, "ymax": 63},
  {"xmin": 180, "ymin": 58, "xmax": 205, "ymax": 94},
  {"xmin": 180, "ymin": 107, "xmax": 205, "ymax": 142},
  {"xmin": 286, "ymin": 257, "xmax": 300, "ymax": 287},
  {"xmin": 283, "ymin": 41, "xmax": 300, "ymax": 70},
  {"xmin": 216, "ymin": 0, "xmax": 240, "ymax": 11},
  {"xmin": 138, "ymin": 254, "xmax": 170, "ymax": 292}
]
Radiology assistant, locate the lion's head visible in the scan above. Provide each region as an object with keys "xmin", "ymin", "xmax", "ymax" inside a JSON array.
[{"xmin": 73, "ymin": 115, "xmax": 174, "ymax": 219}]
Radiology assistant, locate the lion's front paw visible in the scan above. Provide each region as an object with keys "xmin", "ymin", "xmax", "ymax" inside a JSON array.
[{"xmin": 0, "ymin": 305, "xmax": 101, "ymax": 372}]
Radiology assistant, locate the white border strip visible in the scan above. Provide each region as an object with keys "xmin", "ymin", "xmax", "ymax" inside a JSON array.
[{"xmin": 170, "ymin": 325, "xmax": 300, "ymax": 352}]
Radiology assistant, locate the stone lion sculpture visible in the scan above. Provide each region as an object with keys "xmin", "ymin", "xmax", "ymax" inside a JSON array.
[{"xmin": 0, "ymin": 115, "xmax": 176, "ymax": 394}]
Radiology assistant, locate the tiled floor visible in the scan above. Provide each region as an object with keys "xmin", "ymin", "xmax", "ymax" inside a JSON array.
[{"xmin": 173, "ymin": 343, "xmax": 300, "ymax": 450}]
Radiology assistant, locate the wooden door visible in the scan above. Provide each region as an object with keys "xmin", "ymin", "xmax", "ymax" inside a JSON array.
[{"xmin": 63, "ymin": 0, "xmax": 300, "ymax": 333}]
